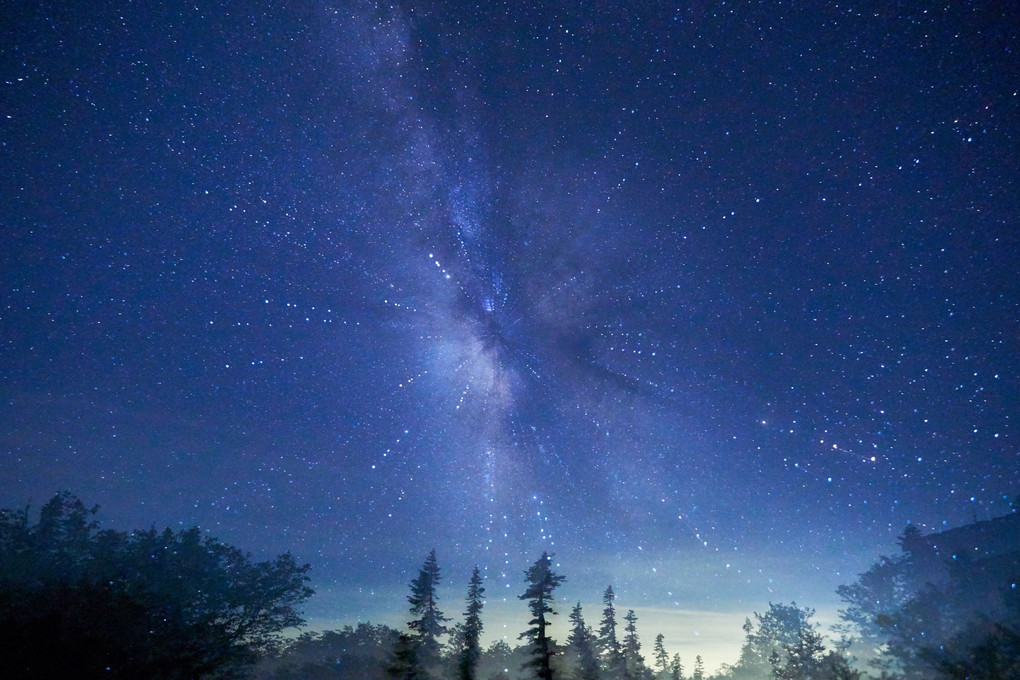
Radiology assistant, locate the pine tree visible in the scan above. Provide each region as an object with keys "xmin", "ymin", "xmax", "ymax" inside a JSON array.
[
  {"xmin": 518, "ymin": 552, "xmax": 566, "ymax": 680},
  {"xmin": 457, "ymin": 566, "xmax": 485, "ymax": 680},
  {"xmin": 670, "ymin": 653, "xmax": 684, "ymax": 680},
  {"xmin": 407, "ymin": 549, "xmax": 449, "ymax": 676},
  {"xmin": 599, "ymin": 586, "xmax": 624, "ymax": 677},
  {"xmin": 652, "ymin": 634, "xmax": 669, "ymax": 676},
  {"xmin": 622, "ymin": 610, "xmax": 646, "ymax": 679},
  {"xmin": 691, "ymin": 655, "xmax": 704, "ymax": 680},
  {"xmin": 567, "ymin": 601, "xmax": 600, "ymax": 680}
]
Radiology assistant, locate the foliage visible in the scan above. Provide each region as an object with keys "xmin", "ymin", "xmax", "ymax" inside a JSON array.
[
  {"xmin": 389, "ymin": 632, "xmax": 424, "ymax": 680},
  {"xmin": 652, "ymin": 634, "xmax": 669, "ymax": 677},
  {"xmin": 690, "ymin": 655, "xmax": 704, "ymax": 680},
  {"xmin": 518, "ymin": 552, "xmax": 566, "ymax": 680},
  {"xmin": 599, "ymin": 585, "xmax": 625, "ymax": 678},
  {"xmin": 769, "ymin": 622, "xmax": 861, "ymax": 680},
  {"xmin": 669, "ymin": 653, "xmax": 684, "ymax": 680},
  {"xmin": 716, "ymin": 602, "xmax": 816, "ymax": 680},
  {"xmin": 833, "ymin": 553, "xmax": 909, "ymax": 670},
  {"xmin": 837, "ymin": 518, "xmax": 1020, "ymax": 679},
  {"xmin": 713, "ymin": 602, "xmax": 853, "ymax": 680},
  {"xmin": 478, "ymin": 639, "xmax": 531, "ymax": 680},
  {"xmin": 566, "ymin": 601, "xmax": 600, "ymax": 680},
  {"xmin": 407, "ymin": 549, "xmax": 450, "ymax": 677},
  {"xmin": 458, "ymin": 566, "xmax": 486, "ymax": 680},
  {"xmin": 257, "ymin": 623, "xmax": 399, "ymax": 679},
  {"xmin": 0, "ymin": 492, "xmax": 313, "ymax": 680},
  {"xmin": 621, "ymin": 609, "xmax": 648, "ymax": 679},
  {"xmin": 920, "ymin": 600, "xmax": 1020, "ymax": 680}
]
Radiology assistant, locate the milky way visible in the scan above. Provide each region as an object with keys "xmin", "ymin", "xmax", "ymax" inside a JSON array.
[{"xmin": 2, "ymin": 0, "xmax": 1017, "ymax": 668}]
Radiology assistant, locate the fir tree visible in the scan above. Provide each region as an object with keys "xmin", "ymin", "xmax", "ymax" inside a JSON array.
[
  {"xmin": 567, "ymin": 601, "xmax": 600, "ymax": 680},
  {"xmin": 622, "ymin": 609, "xmax": 646, "ymax": 679},
  {"xmin": 407, "ymin": 549, "xmax": 449, "ymax": 676},
  {"xmin": 652, "ymin": 634, "xmax": 669, "ymax": 676},
  {"xmin": 691, "ymin": 655, "xmax": 704, "ymax": 680},
  {"xmin": 457, "ymin": 566, "xmax": 485, "ymax": 680},
  {"xmin": 519, "ymin": 552, "xmax": 566, "ymax": 680},
  {"xmin": 599, "ymin": 586, "xmax": 625, "ymax": 677},
  {"xmin": 670, "ymin": 653, "xmax": 684, "ymax": 680}
]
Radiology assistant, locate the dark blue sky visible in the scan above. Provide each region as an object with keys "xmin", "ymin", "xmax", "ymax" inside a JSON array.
[{"xmin": 2, "ymin": 0, "xmax": 1017, "ymax": 668}]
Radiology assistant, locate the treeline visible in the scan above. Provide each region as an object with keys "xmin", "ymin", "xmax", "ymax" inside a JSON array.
[
  {"xmin": 2, "ymin": 495, "xmax": 1017, "ymax": 680},
  {"xmin": 256, "ymin": 551, "xmax": 851, "ymax": 680},
  {"xmin": 259, "ymin": 518, "xmax": 1020, "ymax": 680},
  {"xmin": 0, "ymin": 492, "xmax": 313, "ymax": 680}
]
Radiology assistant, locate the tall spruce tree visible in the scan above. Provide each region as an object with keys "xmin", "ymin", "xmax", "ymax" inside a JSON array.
[
  {"xmin": 567, "ymin": 601, "xmax": 600, "ymax": 680},
  {"xmin": 407, "ymin": 549, "xmax": 449, "ymax": 676},
  {"xmin": 457, "ymin": 566, "xmax": 485, "ymax": 680},
  {"xmin": 599, "ymin": 586, "xmax": 625, "ymax": 678},
  {"xmin": 622, "ymin": 609, "xmax": 647, "ymax": 679},
  {"xmin": 519, "ymin": 552, "xmax": 566, "ymax": 680},
  {"xmin": 653, "ymin": 634, "xmax": 669, "ymax": 676}
]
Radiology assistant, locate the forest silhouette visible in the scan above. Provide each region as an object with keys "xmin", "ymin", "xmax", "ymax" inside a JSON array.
[{"xmin": 1, "ymin": 493, "xmax": 1017, "ymax": 680}]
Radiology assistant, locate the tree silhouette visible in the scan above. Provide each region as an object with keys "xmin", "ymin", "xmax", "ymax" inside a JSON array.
[
  {"xmin": 266, "ymin": 623, "xmax": 399, "ymax": 679},
  {"xmin": 406, "ymin": 549, "xmax": 449, "ymax": 678},
  {"xmin": 652, "ymin": 634, "xmax": 669, "ymax": 677},
  {"xmin": 669, "ymin": 653, "xmax": 684, "ymax": 680},
  {"xmin": 622, "ymin": 609, "xmax": 646, "ymax": 678},
  {"xmin": 838, "ymin": 516, "xmax": 1020, "ymax": 679},
  {"xmin": 599, "ymin": 585, "xmax": 624, "ymax": 678},
  {"xmin": 457, "ymin": 566, "xmax": 485, "ymax": 680},
  {"xmin": 770, "ymin": 620, "xmax": 827, "ymax": 680},
  {"xmin": 567, "ymin": 601, "xmax": 600, "ymax": 680},
  {"xmin": 691, "ymin": 655, "xmax": 704, "ymax": 680},
  {"xmin": 519, "ymin": 552, "xmax": 566, "ymax": 680},
  {"xmin": 0, "ymin": 492, "xmax": 312, "ymax": 680},
  {"xmin": 719, "ymin": 602, "xmax": 816, "ymax": 680}
]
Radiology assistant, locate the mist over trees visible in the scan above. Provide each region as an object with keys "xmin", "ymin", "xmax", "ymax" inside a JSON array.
[
  {"xmin": 262, "ymin": 513, "xmax": 1017, "ymax": 680},
  {"xmin": 835, "ymin": 518, "xmax": 1020, "ymax": 680},
  {"xmin": 1, "ymin": 494, "xmax": 1016, "ymax": 680}
]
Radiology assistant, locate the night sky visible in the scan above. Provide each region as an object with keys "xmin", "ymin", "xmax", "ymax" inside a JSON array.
[{"xmin": 2, "ymin": 0, "xmax": 1018, "ymax": 670}]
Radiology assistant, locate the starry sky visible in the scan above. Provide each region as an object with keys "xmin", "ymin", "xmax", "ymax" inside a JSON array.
[{"xmin": 2, "ymin": 0, "xmax": 1018, "ymax": 670}]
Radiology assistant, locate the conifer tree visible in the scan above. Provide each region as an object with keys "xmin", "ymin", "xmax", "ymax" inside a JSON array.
[
  {"xmin": 652, "ymin": 634, "xmax": 669, "ymax": 676},
  {"xmin": 622, "ymin": 609, "xmax": 646, "ymax": 678},
  {"xmin": 519, "ymin": 552, "xmax": 566, "ymax": 680},
  {"xmin": 457, "ymin": 566, "xmax": 485, "ymax": 680},
  {"xmin": 389, "ymin": 632, "xmax": 421, "ymax": 680},
  {"xmin": 599, "ymin": 586, "xmax": 624, "ymax": 677},
  {"xmin": 407, "ymin": 549, "xmax": 449, "ymax": 676},
  {"xmin": 567, "ymin": 601, "xmax": 600, "ymax": 680},
  {"xmin": 670, "ymin": 653, "xmax": 684, "ymax": 680},
  {"xmin": 691, "ymin": 655, "xmax": 704, "ymax": 680}
]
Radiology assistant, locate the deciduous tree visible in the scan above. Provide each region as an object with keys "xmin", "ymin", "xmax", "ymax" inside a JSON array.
[{"xmin": 0, "ymin": 492, "xmax": 312, "ymax": 680}]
